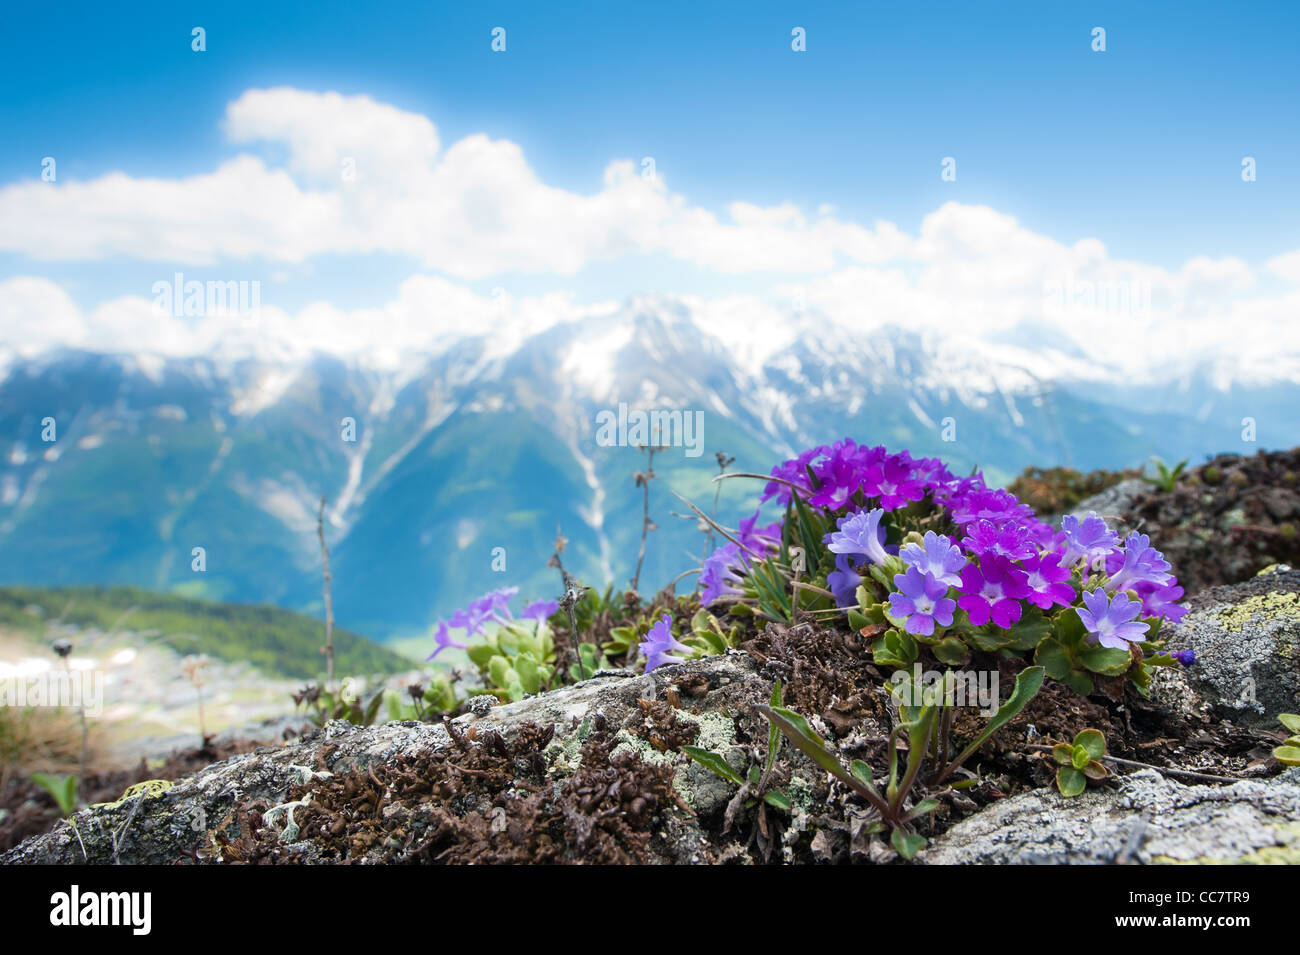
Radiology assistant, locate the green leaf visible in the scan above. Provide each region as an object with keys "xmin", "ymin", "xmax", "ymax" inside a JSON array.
[
  {"xmin": 1056, "ymin": 766, "xmax": 1086, "ymax": 797},
  {"xmin": 1052, "ymin": 608, "xmax": 1087, "ymax": 650},
  {"xmin": 764, "ymin": 680, "xmax": 784, "ymax": 773},
  {"xmin": 1071, "ymin": 745, "xmax": 1091, "ymax": 770},
  {"xmin": 31, "ymin": 772, "xmax": 77, "ymax": 816},
  {"xmin": 1278, "ymin": 713, "xmax": 1300, "ymax": 734},
  {"xmin": 363, "ymin": 689, "xmax": 384, "ymax": 726},
  {"xmin": 933, "ymin": 636, "xmax": 970, "ymax": 666},
  {"xmin": 943, "ymin": 666, "xmax": 1045, "ymax": 778},
  {"xmin": 1052, "ymin": 743, "xmax": 1074, "ymax": 765},
  {"xmin": 758, "ymin": 705, "xmax": 891, "ymax": 816},
  {"xmin": 906, "ymin": 798, "xmax": 940, "ymax": 820},
  {"xmin": 467, "ymin": 643, "xmax": 497, "ymax": 669},
  {"xmin": 965, "ymin": 627, "xmax": 1013, "ymax": 653},
  {"xmin": 1083, "ymin": 759, "xmax": 1110, "ymax": 780},
  {"xmin": 1004, "ymin": 606, "xmax": 1051, "ymax": 651},
  {"xmin": 1034, "ymin": 639, "xmax": 1072, "ymax": 680},
  {"xmin": 488, "ymin": 655, "xmax": 513, "ymax": 690},
  {"xmin": 682, "ymin": 746, "xmax": 744, "ymax": 786},
  {"xmin": 763, "ymin": 790, "xmax": 792, "ymax": 812},
  {"xmin": 850, "ymin": 760, "xmax": 874, "ymax": 786},
  {"xmin": 1080, "ymin": 646, "xmax": 1132, "ymax": 676},
  {"xmin": 1273, "ymin": 745, "xmax": 1300, "ymax": 767},
  {"xmin": 1073, "ymin": 728, "xmax": 1106, "ymax": 760},
  {"xmin": 846, "ymin": 608, "xmax": 871, "ymax": 633},
  {"xmin": 890, "ymin": 828, "xmax": 926, "ymax": 860},
  {"xmin": 1065, "ymin": 671, "xmax": 1094, "ymax": 696},
  {"xmin": 515, "ymin": 655, "xmax": 541, "ymax": 694}
]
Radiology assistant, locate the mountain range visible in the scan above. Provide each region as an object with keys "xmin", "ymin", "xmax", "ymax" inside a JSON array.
[{"xmin": 1, "ymin": 297, "xmax": 1294, "ymax": 644}]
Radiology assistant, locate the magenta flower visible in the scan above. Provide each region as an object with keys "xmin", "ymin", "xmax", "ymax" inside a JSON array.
[
  {"xmin": 957, "ymin": 556, "xmax": 1029, "ymax": 628},
  {"xmin": 861, "ymin": 454, "xmax": 925, "ymax": 510},
  {"xmin": 825, "ymin": 507, "xmax": 889, "ymax": 565},
  {"xmin": 762, "ymin": 446, "xmax": 826, "ymax": 504},
  {"xmin": 639, "ymin": 613, "xmax": 692, "ymax": 673},
  {"xmin": 808, "ymin": 439, "xmax": 873, "ymax": 509},
  {"xmin": 1105, "ymin": 533, "xmax": 1173, "ymax": 593},
  {"xmin": 1056, "ymin": 512, "xmax": 1120, "ymax": 568},
  {"xmin": 889, "ymin": 567, "xmax": 956, "ymax": 636},
  {"xmin": 899, "ymin": 531, "xmax": 966, "ymax": 587},
  {"xmin": 1021, "ymin": 553, "xmax": 1076, "ymax": 610},
  {"xmin": 962, "ymin": 519, "xmax": 1037, "ymax": 561},
  {"xmin": 1078, "ymin": 589, "xmax": 1149, "ymax": 650},
  {"xmin": 949, "ymin": 488, "xmax": 1035, "ymax": 526}
]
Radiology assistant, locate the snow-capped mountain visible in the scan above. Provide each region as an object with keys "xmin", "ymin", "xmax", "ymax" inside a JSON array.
[{"xmin": 0, "ymin": 299, "xmax": 1292, "ymax": 640}]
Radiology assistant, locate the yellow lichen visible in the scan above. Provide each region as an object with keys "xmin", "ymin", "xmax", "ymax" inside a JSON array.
[
  {"xmin": 1153, "ymin": 822, "xmax": 1300, "ymax": 865},
  {"xmin": 1213, "ymin": 591, "xmax": 1300, "ymax": 632}
]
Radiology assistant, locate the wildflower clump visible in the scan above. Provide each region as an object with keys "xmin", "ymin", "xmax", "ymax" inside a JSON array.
[{"xmin": 699, "ymin": 439, "xmax": 1192, "ymax": 695}]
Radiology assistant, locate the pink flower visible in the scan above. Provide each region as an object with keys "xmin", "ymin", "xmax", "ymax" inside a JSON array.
[{"xmin": 957, "ymin": 556, "xmax": 1029, "ymax": 628}]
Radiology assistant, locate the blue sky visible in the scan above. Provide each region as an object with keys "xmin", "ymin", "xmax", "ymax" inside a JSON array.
[{"xmin": 1, "ymin": 0, "xmax": 1297, "ymax": 377}]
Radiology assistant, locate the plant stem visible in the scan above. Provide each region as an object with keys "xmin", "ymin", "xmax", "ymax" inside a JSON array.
[
  {"xmin": 1025, "ymin": 744, "xmax": 1242, "ymax": 784},
  {"xmin": 317, "ymin": 495, "xmax": 335, "ymax": 685}
]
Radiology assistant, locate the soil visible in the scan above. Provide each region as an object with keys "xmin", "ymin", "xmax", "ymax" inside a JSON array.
[{"xmin": 0, "ymin": 737, "xmax": 263, "ymax": 853}]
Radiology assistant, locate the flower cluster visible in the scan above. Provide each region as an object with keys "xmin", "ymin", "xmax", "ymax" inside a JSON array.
[
  {"xmin": 428, "ymin": 587, "xmax": 557, "ymax": 660},
  {"xmin": 711, "ymin": 439, "xmax": 1190, "ymax": 668}
]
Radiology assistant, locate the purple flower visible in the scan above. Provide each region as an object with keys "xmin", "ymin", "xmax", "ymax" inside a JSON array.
[
  {"xmin": 763, "ymin": 445, "xmax": 827, "ymax": 505},
  {"xmin": 426, "ymin": 620, "xmax": 467, "ymax": 661},
  {"xmin": 889, "ymin": 566, "xmax": 956, "ymax": 637},
  {"xmin": 1078, "ymin": 589, "xmax": 1149, "ymax": 650},
  {"xmin": 899, "ymin": 531, "xmax": 966, "ymax": 587},
  {"xmin": 737, "ymin": 510, "xmax": 782, "ymax": 554},
  {"xmin": 1134, "ymin": 580, "xmax": 1188, "ymax": 623},
  {"xmin": 825, "ymin": 507, "xmax": 889, "ymax": 565},
  {"xmin": 1105, "ymin": 533, "xmax": 1173, "ymax": 594},
  {"xmin": 1056, "ymin": 512, "xmax": 1120, "ymax": 568},
  {"xmin": 957, "ymin": 556, "xmax": 1029, "ymax": 628},
  {"xmin": 520, "ymin": 599, "xmax": 558, "ymax": 621},
  {"xmin": 827, "ymin": 552, "xmax": 864, "ymax": 609},
  {"xmin": 1171, "ymin": 648, "xmax": 1196, "ymax": 667},
  {"xmin": 808, "ymin": 439, "xmax": 873, "ymax": 509},
  {"xmin": 861, "ymin": 455, "xmax": 924, "ymax": 511},
  {"xmin": 700, "ymin": 542, "xmax": 746, "ymax": 605},
  {"xmin": 639, "ymin": 613, "xmax": 691, "ymax": 673},
  {"xmin": 962, "ymin": 519, "xmax": 1037, "ymax": 561},
  {"xmin": 950, "ymin": 488, "xmax": 1036, "ymax": 527},
  {"xmin": 1021, "ymin": 553, "xmax": 1076, "ymax": 610},
  {"xmin": 458, "ymin": 587, "xmax": 520, "ymax": 632}
]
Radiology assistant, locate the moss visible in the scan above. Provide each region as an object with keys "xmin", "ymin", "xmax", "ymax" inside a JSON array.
[{"xmin": 1213, "ymin": 591, "xmax": 1300, "ymax": 632}]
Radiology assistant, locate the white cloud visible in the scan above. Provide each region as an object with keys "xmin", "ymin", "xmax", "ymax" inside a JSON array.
[
  {"xmin": 0, "ymin": 87, "xmax": 901, "ymax": 277},
  {"xmin": 0, "ymin": 87, "xmax": 1297, "ymax": 384}
]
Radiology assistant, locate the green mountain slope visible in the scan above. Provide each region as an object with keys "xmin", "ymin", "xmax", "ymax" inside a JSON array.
[{"xmin": 0, "ymin": 585, "xmax": 411, "ymax": 680}]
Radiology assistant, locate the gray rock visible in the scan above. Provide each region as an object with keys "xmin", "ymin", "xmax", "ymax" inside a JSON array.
[
  {"xmin": 1165, "ymin": 567, "xmax": 1300, "ymax": 726},
  {"xmin": 920, "ymin": 768, "xmax": 1300, "ymax": 865},
  {"xmin": 2, "ymin": 652, "xmax": 766, "ymax": 865}
]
